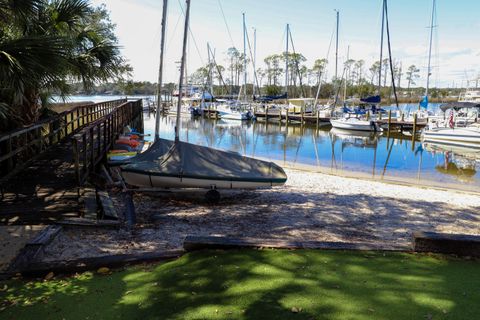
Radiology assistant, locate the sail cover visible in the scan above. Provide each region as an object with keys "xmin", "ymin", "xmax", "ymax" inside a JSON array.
[
  {"xmin": 254, "ymin": 93, "xmax": 288, "ymax": 102},
  {"xmin": 120, "ymin": 139, "xmax": 287, "ymax": 185},
  {"xmin": 360, "ymin": 95, "xmax": 381, "ymax": 104}
]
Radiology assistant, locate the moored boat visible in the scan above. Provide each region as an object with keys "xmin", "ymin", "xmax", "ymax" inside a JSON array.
[
  {"xmin": 330, "ymin": 117, "xmax": 382, "ymax": 132},
  {"xmin": 422, "ymin": 124, "xmax": 480, "ymax": 149}
]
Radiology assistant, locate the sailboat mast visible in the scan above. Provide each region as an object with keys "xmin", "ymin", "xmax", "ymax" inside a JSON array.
[
  {"xmin": 243, "ymin": 13, "xmax": 247, "ymax": 102},
  {"xmin": 207, "ymin": 42, "xmax": 213, "ymax": 97},
  {"xmin": 425, "ymin": 0, "xmax": 436, "ymax": 98},
  {"xmin": 334, "ymin": 10, "xmax": 339, "ymax": 81},
  {"xmin": 343, "ymin": 45, "xmax": 349, "ymax": 103},
  {"xmin": 174, "ymin": 0, "xmax": 190, "ymax": 142},
  {"xmin": 154, "ymin": 0, "xmax": 168, "ymax": 141},
  {"xmin": 253, "ymin": 27, "xmax": 256, "ymax": 98},
  {"xmin": 285, "ymin": 24, "xmax": 289, "ymax": 99},
  {"xmin": 333, "ymin": 10, "xmax": 339, "ymax": 107},
  {"xmin": 378, "ymin": 0, "xmax": 385, "ymax": 94}
]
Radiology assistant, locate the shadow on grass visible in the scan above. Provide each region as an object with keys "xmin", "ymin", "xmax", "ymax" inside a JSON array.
[{"xmin": 1, "ymin": 249, "xmax": 480, "ymax": 320}]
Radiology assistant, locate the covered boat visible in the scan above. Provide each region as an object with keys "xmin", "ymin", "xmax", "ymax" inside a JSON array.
[
  {"xmin": 122, "ymin": 0, "xmax": 287, "ymax": 195},
  {"xmin": 120, "ymin": 139, "xmax": 287, "ymax": 189}
]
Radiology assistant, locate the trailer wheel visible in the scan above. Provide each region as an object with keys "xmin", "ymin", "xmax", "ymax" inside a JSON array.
[{"xmin": 205, "ymin": 189, "xmax": 220, "ymax": 203}]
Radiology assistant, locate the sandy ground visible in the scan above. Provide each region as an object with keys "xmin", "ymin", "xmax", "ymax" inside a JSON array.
[{"xmin": 42, "ymin": 169, "xmax": 480, "ymax": 262}]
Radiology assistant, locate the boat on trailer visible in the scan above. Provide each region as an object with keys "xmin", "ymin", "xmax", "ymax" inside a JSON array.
[
  {"xmin": 120, "ymin": 0, "xmax": 287, "ymax": 200},
  {"xmin": 120, "ymin": 138, "xmax": 287, "ymax": 189}
]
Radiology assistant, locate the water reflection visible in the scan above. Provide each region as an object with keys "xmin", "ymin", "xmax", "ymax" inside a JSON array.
[{"xmin": 142, "ymin": 112, "xmax": 480, "ymax": 190}]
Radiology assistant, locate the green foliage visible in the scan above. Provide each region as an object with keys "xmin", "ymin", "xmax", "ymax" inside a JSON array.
[
  {"xmin": 264, "ymin": 85, "xmax": 282, "ymax": 96},
  {"xmin": 1, "ymin": 249, "xmax": 479, "ymax": 319},
  {"xmin": 0, "ymin": 0, "xmax": 130, "ymax": 130}
]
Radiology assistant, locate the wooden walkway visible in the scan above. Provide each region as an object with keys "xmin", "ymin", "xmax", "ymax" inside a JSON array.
[
  {"xmin": 0, "ymin": 99, "xmax": 143, "ymax": 225},
  {"xmin": 0, "ymin": 142, "xmax": 80, "ymax": 224}
]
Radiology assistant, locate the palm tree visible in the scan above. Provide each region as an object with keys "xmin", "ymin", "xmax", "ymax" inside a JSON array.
[{"xmin": 0, "ymin": 0, "xmax": 130, "ymax": 130}]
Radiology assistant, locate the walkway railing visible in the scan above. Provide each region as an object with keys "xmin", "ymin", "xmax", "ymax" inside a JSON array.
[
  {"xmin": 72, "ymin": 99, "xmax": 143, "ymax": 185},
  {"xmin": 0, "ymin": 99, "xmax": 126, "ymax": 185}
]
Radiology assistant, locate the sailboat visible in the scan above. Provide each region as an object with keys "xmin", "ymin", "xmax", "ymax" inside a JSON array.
[
  {"xmin": 120, "ymin": 0, "xmax": 287, "ymax": 197},
  {"xmin": 215, "ymin": 13, "xmax": 253, "ymax": 121},
  {"xmin": 330, "ymin": 10, "xmax": 383, "ymax": 132}
]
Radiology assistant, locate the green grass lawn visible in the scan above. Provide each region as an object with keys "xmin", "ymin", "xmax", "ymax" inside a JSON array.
[{"xmin": 1, "ymin": 249, "xmax": 479, "ymax": 319}]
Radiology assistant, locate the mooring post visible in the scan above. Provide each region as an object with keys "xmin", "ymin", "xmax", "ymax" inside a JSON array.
[
  {"xmin": 412, "ymin": 113, "xmax": 417, "ymax": 151},
  {"xmin": 285, "ymin": 107, "xmax": 289, "ymax": 124},
  {"xmin": 316, "ymin": 109, "xmax": 320, "ymax": 129},
  {"xmin": 387, "ymin": 110, "xmax": 392, "ymax": 132},
  {"xmin": 301, "ymin": 106, "xmax": 304, "ymax": 124},
  {"xmin": 124, "ymin": 190, "xmax": 136, "ymax": 227},
  {"xmin": 265, "ymin": 106, "xmax": 269, "ymax": 121}
]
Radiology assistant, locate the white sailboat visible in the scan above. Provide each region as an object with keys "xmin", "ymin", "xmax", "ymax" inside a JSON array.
[
  {"xmin": 330, "ymin": 8, "xmax": 384, "ymax": 132},
  {"xmin": 212, "ymin": 13, "xmax": 253, "ymax": 121},
  {"xmin": 330, "ymin": 116, "xmax": 382, "ymax": 132}
]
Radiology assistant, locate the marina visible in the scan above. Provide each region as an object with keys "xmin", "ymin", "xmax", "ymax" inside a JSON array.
[
  {"xmin": 143, "ymin": 109, "xmax": 480, "ymax": 191},
  {"xmin": 1, "ymin": 0, "xmax": 480, "ymax": 319}
]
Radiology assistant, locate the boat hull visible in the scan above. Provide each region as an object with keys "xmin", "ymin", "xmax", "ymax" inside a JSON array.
[
  {"xmin": 121, "ymin": 171, "xmax": 283, "ymax": 189},
  {"xmin": 330, "ymin": 119, "xmax": 379, "ymax": 131},
  {"xmin": 422, "ymin": 127, "xmax": 480, "ymax": 149}
]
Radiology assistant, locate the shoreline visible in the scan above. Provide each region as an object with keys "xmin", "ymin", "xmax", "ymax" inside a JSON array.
[{"xmin": 265, "ymin": 158, "xmax": 480, "ymax": 195}]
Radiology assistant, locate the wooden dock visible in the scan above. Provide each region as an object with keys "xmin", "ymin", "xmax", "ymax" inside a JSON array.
[
  {"xmin": 254, "ymin": 110, "xmax": 331, "ymax": 125},
  {"xmin": 254, "ymin": 109, "xmax": 428, "ymax": 134},
  {"xmin": 0, "ymin": 99, "xmax": 143, "ymax": 225}
]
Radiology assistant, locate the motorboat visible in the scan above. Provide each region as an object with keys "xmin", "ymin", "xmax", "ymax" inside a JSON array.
[{"xmin": 422, "ymin": 123, "xmax": 480, "ymax": 149}]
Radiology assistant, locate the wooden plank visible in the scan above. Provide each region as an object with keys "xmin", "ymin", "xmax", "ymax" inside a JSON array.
[
  {"xmin": 55, "ymin": 217, "xmax": 120, "ymax": 229},
  {"xmin": 27, "ymin": 225, "xmax": 62, "ymax": 246},
  {"xmin": 6, "ymin": 226, "xmax": 62, "ymax": 273},
  {"xmin": 413, "ymin": 231, "xmax": 480, "ymax": 257},
  {"xmin": 14, "ymin": 250, "xmax": 183, "ymax": 276},
  {"xmin": 97, "ymin": 190, "xmax": 118, "ymax": 219},
  {"xmin": 183, "ymin": 236, "xmax": 405, "ymax": 252},
  {"xmin": 83, "ymin": 187, "xmax": 98, "ymax": 220}
]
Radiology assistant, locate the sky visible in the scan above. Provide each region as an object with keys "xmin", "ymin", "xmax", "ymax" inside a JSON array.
[{"xmin": 91, "ymin": 0, "xmax": 480, "ymax": 88}]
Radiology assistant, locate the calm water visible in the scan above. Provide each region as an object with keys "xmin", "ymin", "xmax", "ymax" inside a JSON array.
[
  {"xmin": 67, "ymin": 96, "xmax": 480, "ymax": 190},
  {"xmin": 142, "ymin": 112, "xmax": 480, "ymax": 191}
]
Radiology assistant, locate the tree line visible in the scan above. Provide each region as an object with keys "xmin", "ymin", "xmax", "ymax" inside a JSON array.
[{"xmin": 189, "ymin": 46, "xmax": 459, "ymax": 101}]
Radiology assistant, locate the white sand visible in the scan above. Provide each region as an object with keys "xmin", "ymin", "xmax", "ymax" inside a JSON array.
[{"xmin": 42, "ymin": 169, "xmax": 480, "ymax": 261}]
